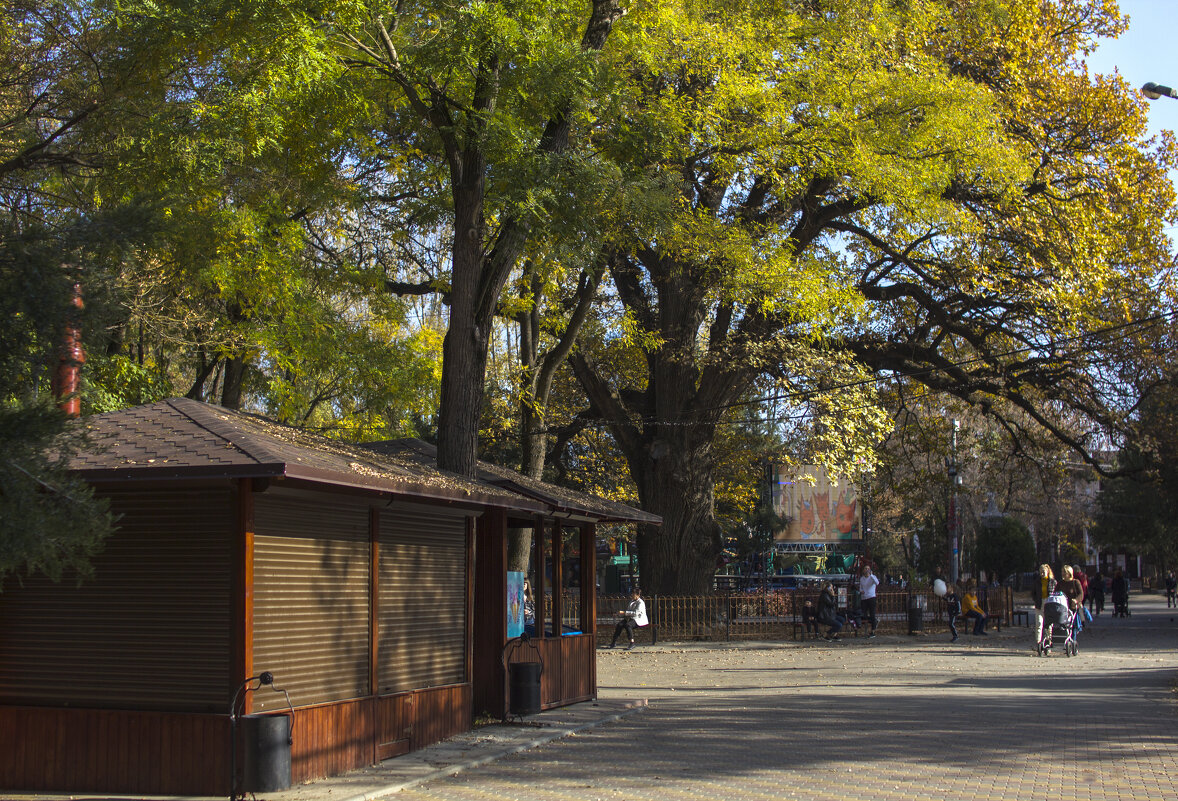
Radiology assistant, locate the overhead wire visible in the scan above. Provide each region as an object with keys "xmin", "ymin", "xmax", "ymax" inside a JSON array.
[{"xmin": 537, "ymin": 307, "xmax": 1178, "ymax": 433}]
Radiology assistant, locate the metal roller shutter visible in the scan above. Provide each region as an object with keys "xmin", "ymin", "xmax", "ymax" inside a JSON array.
[
  {"xmin": 0, "ymin": 485, "xmax": 234, "ymax": 712},
  {"xmin": 253, "ymin": 492, "xmax": 371, "ymax": 709},
  {"xmin": 377, "ymin": 505, "xmax": 468, "ymax": 694}
]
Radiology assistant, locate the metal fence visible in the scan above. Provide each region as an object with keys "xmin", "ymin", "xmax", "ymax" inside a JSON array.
[{"xmin": 592, "ymin": 587, "xmax": 1013, "ymax": 644}]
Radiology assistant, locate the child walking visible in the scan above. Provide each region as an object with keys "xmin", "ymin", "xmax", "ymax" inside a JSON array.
[{"xmin": 945, "ymin": 585, "xmax": 961, "ymax": 643}]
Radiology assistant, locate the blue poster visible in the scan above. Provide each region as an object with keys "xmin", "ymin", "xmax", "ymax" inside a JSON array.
[{"xmin": 507, "ymin": 571, "xmax": 525, "ymax": 638}]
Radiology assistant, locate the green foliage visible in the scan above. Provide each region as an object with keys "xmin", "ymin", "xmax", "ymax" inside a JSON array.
[
  {"xmin": 3, "ymin": 0, "xmax": 1175, "ymax": 597},
  {"xmin": 1094, "ymin": 382, "xmax": 1178, "ymax": 569},
  {"xmin": 975, "ymin": 517, "xmax": 1036, "ymax": 582},
  {"xmin": 0, "ymin": 402, "xmax": 114, "ymax": 589},
  {"xmin": 84, "ymin": 354, "xmax": 174, "ymax": 413}
]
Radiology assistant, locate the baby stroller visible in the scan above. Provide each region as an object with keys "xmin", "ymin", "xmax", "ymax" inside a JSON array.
[{"xmin": 1036, "ymin": 593, "xmax": 1077, "ymax": 657}]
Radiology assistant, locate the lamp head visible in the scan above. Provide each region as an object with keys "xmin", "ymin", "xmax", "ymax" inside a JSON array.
[{"xmin": 1142, "ymin": 82, "xmax": 1176, "ymax": 100}]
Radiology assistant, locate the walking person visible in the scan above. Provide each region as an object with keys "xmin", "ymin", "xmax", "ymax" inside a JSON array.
[
  {"xmin": 1166, "ymin": 572, "xmax": 1176, "ymax": 608},
  {"xmin": 1111, "ymin": 569, "xmax": 1129, "ymax": 617},
  {"xmin": 1089, "ymin": 569, "xmax": 1105, "ymax": 615},
  {"xmin": 859, "ymin": 564, "xmax": 880, "ymax": 638},
  {"xmin": 816, "ymin": 582, "xmax": 846, "ymax": 642},
  {"xmin": 1057, "ymin": 565, "xmax": 1084, "ymax": 632},
  {"xmin": 608, "ymin": 588, "xmax": 648, "ymax": 649},
  {"xmin": 944, "ymin": 584, "xmax": 961, "ymax": 643},
  {"xmin": 1074, "ymin": 566, "xmax": 1089, "ymax": 616}
]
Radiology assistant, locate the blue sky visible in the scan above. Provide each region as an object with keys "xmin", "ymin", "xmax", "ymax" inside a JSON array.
[{"xmin": 1087, "ymin": 0, "xmax": 1178, "ymax": 143}]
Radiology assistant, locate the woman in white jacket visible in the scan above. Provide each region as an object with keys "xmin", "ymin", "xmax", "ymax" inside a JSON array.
[{"xmin": 609, "ymin": 589, "xmax": 648, "ymax": 649}]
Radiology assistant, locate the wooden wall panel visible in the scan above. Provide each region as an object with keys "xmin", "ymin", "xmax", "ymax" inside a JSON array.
[
  {"xmin": 376, "ymin": 693, "xmax": 412, "ymax": 760},
  {"xmin": 0, "ymin": 706, "xmax": 228, "ymax": 796},
  {"xmin": 560, "ymin": 635, "xmax": 596, "ymax": 704},
  {"xmin": 410, "ymin": 684, "xmax": 471, "ymax": 750},
  {"xmin": 504, "ymin": 635, "xmax": 595, "ymax": 711},
  {"xmin": 289, "ymin": 698, "xmax": 375, "ymax": 784}
]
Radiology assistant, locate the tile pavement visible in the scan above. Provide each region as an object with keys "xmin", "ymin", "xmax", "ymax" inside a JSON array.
[
  {"xmin": 12, "ymin": 594, "xmax": 1178, "ymax": 801},
  {"xmin": 383, "ymin": 594, "xmax": 1178, "ymax": 801}
]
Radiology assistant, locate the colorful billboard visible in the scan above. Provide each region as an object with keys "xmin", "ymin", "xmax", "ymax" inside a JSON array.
[{"xmin": 771, "ymin": 465, "xmax": 861, "ymax": 542}]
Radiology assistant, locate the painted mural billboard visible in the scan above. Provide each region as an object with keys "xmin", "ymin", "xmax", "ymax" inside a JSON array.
[{"xmin": 771, "ymin": 465, "xmax": 861, "ymax": 542}]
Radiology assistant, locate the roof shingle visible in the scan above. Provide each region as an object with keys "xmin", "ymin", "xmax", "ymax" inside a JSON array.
[{"xmin": 70, "ymin": 399, "xmax": 659, "ymax": 525}]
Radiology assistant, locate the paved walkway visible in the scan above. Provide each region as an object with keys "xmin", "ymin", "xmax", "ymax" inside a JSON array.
[
  {"xmin": 14, "ymin": 594, "xmax": 1178, "ymax": 801},
  {"xmin": 376, "ymin": 594, "xmax": 1178, "ymax": 801}
]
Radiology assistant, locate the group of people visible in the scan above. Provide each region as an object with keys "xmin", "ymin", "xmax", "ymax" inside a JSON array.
[
  {"xmin": 1032, "ymin": 563, "xmax": 1096, "ymax": 650},
  {"xmin": 1033, "ymin": 564, "xmax": 1135, "ymax": 619},
  {"xmin": 603, "ymin": 563, "xmax": 1146, "ymax": 651},
  {"xmin": 799, "ymin": 565, "xmax": 994, "ymax": 643},
  {"xmin": 1034, "ymin": 563, "xmax": 1087, "ymax": 611},
  {"xmin": 941, "ymin": 581, "xmax": 989, "ymax": 641},
  {"xmin": 800, "ymin": 565, "xmax": 884, "ymax": 642}
]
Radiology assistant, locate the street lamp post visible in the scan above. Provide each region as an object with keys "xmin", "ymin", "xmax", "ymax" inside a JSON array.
[
  {"xmin": 1142, "ymin": 82, "xmax": 1178, "ymax": 100},
  {"xmin": 948, "ymin": 419, "xmax": 960, "ymax": 586}
]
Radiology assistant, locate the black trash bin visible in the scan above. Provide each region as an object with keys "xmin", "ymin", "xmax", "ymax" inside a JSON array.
[
  {"xmin": 508, "ymin": 661, "xmax": 543, "ymax": 716},
  {"xmin": 239, "ymin": 713, "xmax": 292, "ymax": 793},
  {"xmin": 907, "ymin": 594, "xmax": 926, "ymax": 634}
]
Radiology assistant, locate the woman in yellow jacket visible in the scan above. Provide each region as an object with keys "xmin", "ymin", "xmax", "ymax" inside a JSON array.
[{"xmin": 962, "ymin": 581, "xmax": 988, "ymax": 635}]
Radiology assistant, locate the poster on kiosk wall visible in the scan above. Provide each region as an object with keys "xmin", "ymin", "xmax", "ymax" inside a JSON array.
[{"xmin": 507, "ymin": 571, "xmax": 525, "ymax": 638}]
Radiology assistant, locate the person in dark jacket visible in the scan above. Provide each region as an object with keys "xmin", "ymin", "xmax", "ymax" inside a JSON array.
[
  {"xmin": 1057, "ymin": 565, "xmax": 1084, "ymax": 612},
  {"xmin": 1111, "ymin": 570, "xmax": 1129, "ymax": 617},
  {"xmin": 801, "ymin": 599, "xmax": 820, "ymax": 638},
  {"xmin": 816, "ymin": 583, "xmax": 845, "ymax": 642},
  {"xmin": 1057, "ymin": 565, "xmax": 1085, "ymax": 632},
  {"xmin": 1089, "ymin": 570, "xmax": 1105, "ymax": 615},
  {"xmin": 945, "ymin": 585, "xmax": 962, "ymax": 643}
]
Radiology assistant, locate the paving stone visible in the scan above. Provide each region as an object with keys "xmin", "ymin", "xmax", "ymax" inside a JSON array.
[{"xmin": 11, "ymin": 596, "xmax": 1178, "ymax": 801}]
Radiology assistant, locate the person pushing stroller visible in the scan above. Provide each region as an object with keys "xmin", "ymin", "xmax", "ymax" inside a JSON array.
[
  {"xmin": 1037, "ymin": 585, "xmax": 1078, "ymax": 656},
  {"xmin": 1111, "ymin": 569, "xmax": 1130, "ymax": 617}
]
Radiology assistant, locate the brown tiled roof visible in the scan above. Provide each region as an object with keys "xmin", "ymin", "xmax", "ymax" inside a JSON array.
[
  {"xmin": 70, "ymin": 398, "xmax": 544, "ymax": 512},
  {"xmin": 69, "ymin": 399, "xmax": 660, "ymax": 524},
  {"xmin": 362, "ymin": 439, "xmax": 661, "ymax": 525}
]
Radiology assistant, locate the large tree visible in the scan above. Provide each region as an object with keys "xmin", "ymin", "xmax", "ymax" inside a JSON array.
[
  {"xmin": 570, "ymin": 0, "xmax": 1176, "ymax": 593},
  {"xmin": 309, "ymin": 0, "xmax": 628, "ymax": 475},
  {"xmin": 1094, "ymin": 377, "xmax": 1178, "ymax": 573}
]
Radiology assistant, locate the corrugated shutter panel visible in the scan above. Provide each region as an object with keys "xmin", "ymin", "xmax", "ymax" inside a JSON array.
[
  {"xmin": 252, "ymin": 492, "xmax": 370, "ymax": 709},
  {"xmin": 377, "ymin": 505, "xmax": 468, "ymax": 694},
  {"xmin": 0, "ymin": 485, "xmax": 234, "ymax": 712}
]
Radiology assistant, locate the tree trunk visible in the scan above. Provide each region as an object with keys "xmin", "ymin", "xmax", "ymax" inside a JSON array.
[
  {"xmin": 220, "ymin": 355, "xmax": 246, "ymax": 409},
  {"xmin": 629, "ymin": 430, "xmax": 723, "ymax": 595},
  {"xmin": 432, "ymin": 4, "xmax": 624, "ymax": 478},
  {"xmin": 436, "ymin": 161, "xmax": 487, "ymax": 477},
  {"xmin": 506, "ymin": 400, "xmax": 548, "ymax": 573},
  {"xmin": 186, "ymin": 350, "xmax": 220, "ymax": 401},
  {"xmin": 507, "ymin": 526, "xmax": 533, "ymax": 575}
]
